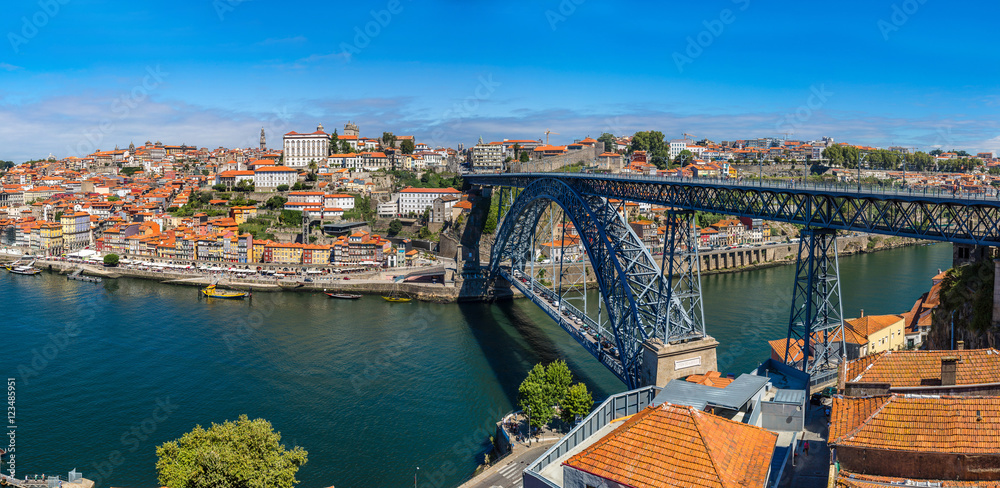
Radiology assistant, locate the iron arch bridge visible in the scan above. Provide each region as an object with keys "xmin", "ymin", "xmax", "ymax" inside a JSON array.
[
  {"xmin": 470, "ymin": 172, "xmax": 1000, "ymax": 389},
  {"xmin": 489, "ymin": 178, "xmax": 704, "ymax": 388}
]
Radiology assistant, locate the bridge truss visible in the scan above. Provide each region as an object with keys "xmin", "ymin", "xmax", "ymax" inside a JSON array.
[
  {"xmin": 472, "ymin": 173, "xmax": 1000, "ymax": 385},
  {"xmin": 490, "ymin": 178, "xmax": 704, "ymax": 388}
]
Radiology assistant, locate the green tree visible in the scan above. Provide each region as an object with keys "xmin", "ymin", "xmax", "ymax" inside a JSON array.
[
  {"xmin": 545, "ymin": 360, "xmax": 573, "ymax": 406},
  {"xmin": 103, "ymin": 253, "xmax": 119, "ymax": 267},
  {"xmin": 213, "ymin": 184, "xmax": 227, "ymax": 192},
  {"xmin": 674, "ymin": 149, "xmax": 694, "ymax": 166},
  {"xmin": 382, "ymin": 132, "xmax": 396, "ymax": 148},
  {"xmin": 329, "ymin": 130, "xmax": 339, "ymax": 155},
  {"xmin": 518, "ymin": 364, "xmax": 553, "ymax": 431},
  {"xmin": 120, "ymin": 166, "xmax": 142, "ymax": 177},
  {"xmin": 519, "ymin": 151, "xmax": 530, "ymax": 163},
  {"xmin": 292, "ymin": 182, "xmax": 305, "ymax": 191},
  {"xmin": 279, "ymin": 210, "xmax": 303, "ymax": 227},
  {"xmin": 264, "ymin": 195, "xmax": 287, "ymax": 210},
  {"xmin": 597, "ymin": 132, "xmax": 617, "ymax": 153},
  {"xmin": 235, "ymin": 179, "xmax": 255, "ymax": 192},
  {"xmin": 276, "ymin": 184, "xmax": 290, "ymax": 192},
  {"xmin": 630, "ymin": 130, "xmax": 669, "ymax": 168},
  {"xmin": 560, "ymin": 383, "xmax": 594, "ymax": 424},
  {"xmin": 388, "ymin": 219, "xmax": 403, "ymax": 235},
  {"xmin": 340, "ymin": 140, "xmax": 353, "ymax": 154},
  {"xmin": 418, "ymin": 225, "xmax": 432, "ymax": 239},
  {"xmin": 156, "ymin": 415, "xmax": 307, "ymax": 488},
  {"xmin": 400, "ymin": 139, "xmax": 415, "ymax": 154}
]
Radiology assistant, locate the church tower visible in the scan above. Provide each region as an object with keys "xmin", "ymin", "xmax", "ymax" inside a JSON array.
[{"xmin": 260, "ymin": 127, "xmax": 266, "ymax": 151}]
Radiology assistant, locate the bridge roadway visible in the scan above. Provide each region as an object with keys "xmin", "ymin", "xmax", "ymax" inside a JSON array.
[
  {"xmin": 467, "ymin": 172, "xmax": 1000, "ymax": 247},
  {"xmin": 499, "ymin": 267, "xmax": 626, "ymax": 382}
]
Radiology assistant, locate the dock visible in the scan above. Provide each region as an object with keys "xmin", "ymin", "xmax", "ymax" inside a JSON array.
[{"xmin": 67, "ymin": 268, "xmax": 102, "ymax": 283}]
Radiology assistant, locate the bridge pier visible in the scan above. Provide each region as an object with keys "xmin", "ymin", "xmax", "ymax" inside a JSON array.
[
  {"xmin": 640, "ymin": 336, "xmax": 719, "ymax": 387},
  {"xmin": 784, "ymin": 228, "xmax": 846, "ymax": 377}
]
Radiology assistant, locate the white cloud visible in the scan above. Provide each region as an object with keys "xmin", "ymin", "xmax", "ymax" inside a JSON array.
[{"xmin": 0, "ymin": 63, "xmax": 24, "ymax": 71}]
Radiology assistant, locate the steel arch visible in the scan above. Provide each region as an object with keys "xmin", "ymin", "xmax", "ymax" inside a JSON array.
[{"xmin": 491, "ymin": 178, "xmax": 674, "ymax": 388}]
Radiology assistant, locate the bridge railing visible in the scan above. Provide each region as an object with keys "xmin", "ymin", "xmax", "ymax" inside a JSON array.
[
  {"xmin": 523, "ymin": 386, "xmax": 661, "ymax": 487},
  {"xmin": 496, "ymin": 171, "xmax": 1000, "ymax": 203},
  {"xmin": 500, "ymin": 268, "xmax": 625, "ymax": 379}
]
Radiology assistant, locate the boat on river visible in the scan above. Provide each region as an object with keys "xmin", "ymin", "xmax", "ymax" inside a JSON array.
[
  {"xmin": 201, "ymin": 284, "xmax": 250, "ymax": 299},
  {"xmin": 382, "ymin": 295, "xmax": 412, "ymax": 303},
  {"xmin": 326, "ymin": 292, "xmax": 362, "ymax": 300},
  {"xmin": 10, "ymin": 266, "xmax": 42, "ymax": 275}
]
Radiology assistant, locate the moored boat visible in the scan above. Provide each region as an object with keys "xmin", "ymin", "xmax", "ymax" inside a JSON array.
[
  {"xmin": 9, "ymin": 265, "xmax": 41, "ymax": 275},
  {"xmin": 382, "ymin": 295, "xmax": 412, "ymax": 303},
  {"xmin": 201, "ymin": 284, "xmax": 250, "ymax": 299},
  {"xmin": 326, "ymin": 293, "xmax": 362, "ymax": 299}
]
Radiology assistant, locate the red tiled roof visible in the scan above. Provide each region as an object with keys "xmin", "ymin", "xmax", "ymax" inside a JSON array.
[
  {"xmin": 836, "ymin": 471, "xmax": 1000, "ymax": 487},
  {"xmin": 843, "ymin": 348, "xmax": 1000, "ymax": 387},
  {"xmin": 830, "ymin": 394, "xmax": 1000, "ymax": 453},
  {"xmin": 563, "ymin": 403, "xmax": 776, "ymax": 488}
]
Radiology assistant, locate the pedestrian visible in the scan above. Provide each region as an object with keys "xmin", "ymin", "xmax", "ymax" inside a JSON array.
[{"xmin": 803, "ymin": 440, "xmax": 810, "ymax": 455}]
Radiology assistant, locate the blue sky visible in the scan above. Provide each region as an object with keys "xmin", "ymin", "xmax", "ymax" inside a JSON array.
[{"xmin": 1, "ymin": 0, "xmax": 998, "ymax": 161}]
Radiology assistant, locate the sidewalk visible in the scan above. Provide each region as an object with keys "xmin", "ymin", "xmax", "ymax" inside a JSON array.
[{"xmin": 778, "ymin": 403, "xmax": 831, "ymax": 488}]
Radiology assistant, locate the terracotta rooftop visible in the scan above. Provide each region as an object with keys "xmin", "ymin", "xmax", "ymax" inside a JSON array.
[
  {"xmin": 843, "ymin": 348, "xmax": 1000, "ymax": 387},
  {"xmin": 836, "ymin": 471, "xmax": 1000, "ymax": 487},
  {"xmin": 563, "ymin": 403, "xmax": 776, "ymax": 488},
  {"xmin": 830, "ymin": 394, "xmax": 1000, "ymax": 453}
]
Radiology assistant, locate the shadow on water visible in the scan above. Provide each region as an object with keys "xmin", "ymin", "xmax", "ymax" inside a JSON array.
[{"xmin": 458, "ymin": 298, "xmax": 622, "ymax": 406}]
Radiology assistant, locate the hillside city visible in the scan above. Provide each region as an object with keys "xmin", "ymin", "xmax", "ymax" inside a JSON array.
[{"xmin": 1, "ymin": 122, "xmax": 997, "ymax": 270}]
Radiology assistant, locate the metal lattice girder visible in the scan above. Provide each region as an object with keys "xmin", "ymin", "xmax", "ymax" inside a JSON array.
[
  {"xmin": 490, "ymin": 178, "xmax": 671, "ymax": 388},
  {"xmin": 658, "ymin": 210, "xmax": 706, "ymax": 343},
  {"xmin": 466, "ymin": 174, "xmax": 1000, "ymax": 246},
  {"xmin": 785, "ymin": 228, "xmax": 846, "ymax": 374}
]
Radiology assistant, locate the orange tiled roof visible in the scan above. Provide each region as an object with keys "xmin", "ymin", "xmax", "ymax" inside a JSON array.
[
  {"xmin": 830, "ymin": 394, "xmax": 1000, "ymax": 453},
  {"xmin": 563, "ymin": 403, "xmax": 776, "ymax": 488},
  {"xmin": 843, "ymin": 348, "xmax": 1000, "ymax": 387},
  {"xmin": 844, "ymin": 314, "xmax": 903, "ymax": 337},
  {"xmin": 836, "ymin": 471, "xmax": 1000, "ymax": 487},
  {"xmin": 686, "ymin": 371, "xmax": 734, "ymax": 389}
]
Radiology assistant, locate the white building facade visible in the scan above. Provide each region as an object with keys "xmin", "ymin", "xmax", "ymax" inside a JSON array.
[
  {"xmin": 283, "ymin": 124, "xmax": 331, "ymax": 168},
  {"xmin": 397, "ymin": 187, "xmax": 462, "ymax": 216}
]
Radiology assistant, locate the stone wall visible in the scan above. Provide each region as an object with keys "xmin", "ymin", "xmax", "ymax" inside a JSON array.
[{"xmin": 508, "ymin": 142, "xmax": 604, "ymax": 173}]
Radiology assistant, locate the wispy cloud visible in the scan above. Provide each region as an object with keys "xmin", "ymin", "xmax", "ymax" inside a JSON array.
[
  {"xmin": 1, "ymin": 92, "xmax": 999, "ymax": 162},
  {"xmin": 0, "ymin": 63, "xmax": 24, "ymax": 71}
]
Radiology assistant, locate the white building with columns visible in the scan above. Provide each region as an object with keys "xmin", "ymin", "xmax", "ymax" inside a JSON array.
[{"xmin": 283, "ymin": 124, "xmax": 331, "ymax": 168}]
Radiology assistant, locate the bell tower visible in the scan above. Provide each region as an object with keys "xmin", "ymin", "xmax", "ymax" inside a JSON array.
[{"xmin": 260, "ymin": 127, "xmax": 266, "ymax": 151}]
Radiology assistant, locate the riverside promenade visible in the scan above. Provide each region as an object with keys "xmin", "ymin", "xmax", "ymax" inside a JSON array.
[{"xmin": 0, "ymin": 252, "xmax": 464, "ymax": 302}]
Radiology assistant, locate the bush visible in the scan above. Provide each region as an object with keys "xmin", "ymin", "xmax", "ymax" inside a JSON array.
[
  {"xmin": 103, "ymin": 254, "xmax": 119, "ymax": 267},
  {"xmin": 388, "ymin": 219, "xmax": 403, "ymax": 235},
  {"xmin": 276, "ymin": 184, "xmax": 289, "ymax": 192}
]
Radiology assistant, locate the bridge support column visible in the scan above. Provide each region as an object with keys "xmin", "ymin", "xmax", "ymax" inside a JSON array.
[
  {"xmin": 784, "ymin": 228, "xmax": 846, "ymax": 377},
  {"xmin": 660, "ymin": 210, "xmax": 706, "ymax": 342},
  {"xmin": 640, "ymin": 336, "xmax": 719, "ymax": 387}
]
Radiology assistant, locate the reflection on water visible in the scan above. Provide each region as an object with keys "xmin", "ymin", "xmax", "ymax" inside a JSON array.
[{"xmin": 0, "ymin": 243, "xmax": 951, "ymax": 487}]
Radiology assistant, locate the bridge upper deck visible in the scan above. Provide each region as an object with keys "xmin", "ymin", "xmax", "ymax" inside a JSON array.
[{"xmin": 467, "ymin": 172, "xmax": 1000, "ymax": 246}]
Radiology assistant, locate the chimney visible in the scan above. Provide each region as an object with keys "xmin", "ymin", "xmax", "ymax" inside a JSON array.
[
  {"xmin": 941, "ymin": 357, "xmax": 958, "ymax": 386},
  {"xmin": 860, "ymin": 309, "xmax": 864, "ymax": 318},
  {"xmin": 957, "ymin": 340, "xmax": 965, "ymax": 350}
]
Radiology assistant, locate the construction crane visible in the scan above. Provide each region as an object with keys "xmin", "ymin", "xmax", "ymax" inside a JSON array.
[
  {"xmin": 683, "ymin": 133, "xmax": 695, "ymax": 141},
  {"xmin": 545, "ymin": 129, "xmax": 560, "ymax": 145}
]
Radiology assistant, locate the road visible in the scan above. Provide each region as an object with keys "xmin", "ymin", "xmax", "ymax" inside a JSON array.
[{"xmin": 458, "ymin": 444, "xmax": 553, "ymax": 488}]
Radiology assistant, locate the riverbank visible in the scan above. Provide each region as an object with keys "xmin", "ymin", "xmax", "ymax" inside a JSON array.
[
  {"xmin": 0, "ymin": 255, "xmax": 463, "ymax": 303},
  {"xmin": 0, "ymin": 234, "xmax": 933, "ymax": 303}
]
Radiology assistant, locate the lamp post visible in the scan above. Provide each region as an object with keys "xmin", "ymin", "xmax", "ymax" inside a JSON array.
[{"xmin": 414, "ymin": 467, "xmax": 419, "ymax": 488}]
